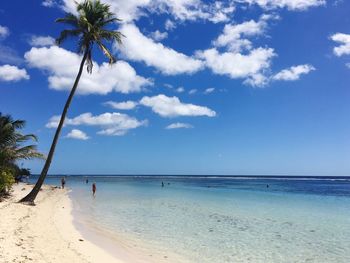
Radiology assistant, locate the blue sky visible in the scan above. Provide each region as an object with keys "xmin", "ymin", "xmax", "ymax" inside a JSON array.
[{"xmin": 0, "ymin": 0, "xmax": 349, "ymax": 175}]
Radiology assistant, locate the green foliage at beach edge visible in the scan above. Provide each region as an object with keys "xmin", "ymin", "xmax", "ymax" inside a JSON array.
[{"xmin": 0, "ymin": 168, "xmax": 15, "ymax": 196}]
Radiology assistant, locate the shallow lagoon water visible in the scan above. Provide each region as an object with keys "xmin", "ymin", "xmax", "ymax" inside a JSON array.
[{"xmin": 41, "ymin": 176, "xmax": 350, "ymax": 262}]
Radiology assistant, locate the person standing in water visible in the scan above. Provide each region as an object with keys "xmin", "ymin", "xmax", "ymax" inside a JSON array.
[
  {"xmin": 92, "ymin": 182, "xmax": 96, "ymax": 196},
  {"xmin": 61, "ymin": 177, "xmax": 66, "ymax": 189}
]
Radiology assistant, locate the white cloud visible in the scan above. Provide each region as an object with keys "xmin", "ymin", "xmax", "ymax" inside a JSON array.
[
  {"xmin": 140, "ymin": 94, "xmax": 216, "ymax": 117},
  {"xmin": 213, "ymin": 15, "xmax": 276, "ymax": 52},
  {"xmin": 29, "ymin": 36, "xmax": 55, "ymax": 47},
  {"xmin": 243, "ymin": 73, "xmax": 269, "ymax": 86},
  {"xmin": 149, "ymin": 30, "xmax": 168, "ymax": 41},
  {"xmin": 331, "ymin": 33, "xmax": 350, "ymax": 57},
  {"xmin": 189, "ymin": 88, "xmax": 197, "ymax": 94},
  {"xmin": 61, "ymin": 0, "xmax": 150, "ymax": 23},
  {"xmin": 346, "ymin": 63, "xmax": 350, "ymax": 69},
  {"xmin": 0, "ymin": 25, "xmax": 9, "ymax": 39},
  {"xmin": 42, "ymin": 0, "xmax": 56, "ymax": 7},
  {"xmin": 333, "ymin": 0, "xmax": 344, "ymax": 6},
  {"xmin": 56, "ymin": 0, "xmax": 321, "ymax": 26},
  {"xmin": 197, "ymin": 47, "xmax": 275, "ymax": 86},
  {"xmin": 153, "ymin": 0, "xmax": 235, "ymax": 23},
  {"xmin": 165, "ymin": 19, "xmax": 176, "ymax": 31},
  {"xmin": 272, "ymin": 64, "xmax": 315, "ymax": 81},
  {"xmin": 238, "ymin": 0, "xmax": 325, "ymax": 10},
  {"xmin": 0, "ymin": 65, "xmax": 30, "ymax": 82},
  {"xmin": 197, "ymin": 14, "xmax": 314, "ymax": 87},
  {"xmin": 60, "ymin": 0, "xmax": 234, "ymax": 23},
  {"xmin": 176, "ymin": 86, "xmax": 185, "ymax": 93},
  {"xmin": 46, "ymin": 115, "xmax": 63, "ymax": 128},
  {"xmin": 104, "ymin": 100, "xmax": 138, "ymax": 110},
  {"xmin": 66, "ymin": 129, "xmax": 90, "ymax": 140},
  {"xmin": 46, "ymin": 112, "xmax": 147, "ymax": 136},
  {"xmin": 25, "ymin": 46, "xmax": 152, "ymax": 95},
  {"xmin": 196, "ymin": 15, "xmax": 280, "ymax": 87},
  {"xmin": 165, "ymin": 122, "xmax": 193, "ymax": 129},
  {"xmin": 118, "ymin": 24, "xmax": 203, "ymax": 75},
  {"xmin": 204, "ymin": 87, "xmax": 215, "ymax": 94}
]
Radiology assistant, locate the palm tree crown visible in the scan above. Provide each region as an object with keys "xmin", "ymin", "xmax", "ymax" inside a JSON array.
[
  {"xmin": 56, "ymin": 0, "xmax": 123, "ymax": 73},
  {"xmin": 0, "ymin": 113, "xmax": 44, "ymax": 169}
]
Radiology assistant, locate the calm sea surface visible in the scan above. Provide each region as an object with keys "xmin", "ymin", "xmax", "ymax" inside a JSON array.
[{"xmin": 36, "ymin": 175, "xmax": 350, "ymax": 263}]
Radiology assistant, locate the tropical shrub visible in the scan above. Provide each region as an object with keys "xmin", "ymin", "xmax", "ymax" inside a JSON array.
[
  {"xmin": 0, "ymin": 113, "xmax": 44, "ymax": 196},
  {"xmin": 0, "ymin": 168, "xmax": 15, "ymax": 195}
]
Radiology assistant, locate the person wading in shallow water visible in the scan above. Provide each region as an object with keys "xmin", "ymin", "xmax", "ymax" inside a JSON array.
[
  {"xmin": 61, "ymin": 177, "xmax": 66, "ymax": 189},
  {"xmin": 92, "ymin": 182, "xmax": 96, "ymax": 196}
]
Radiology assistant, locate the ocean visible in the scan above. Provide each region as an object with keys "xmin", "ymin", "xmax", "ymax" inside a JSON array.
[{"xmin": 36, "ymin": 175, "xmax": 350, "ymax": 263}]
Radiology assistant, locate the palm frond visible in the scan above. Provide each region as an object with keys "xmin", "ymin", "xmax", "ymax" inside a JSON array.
[
  {"xmin": 16, "ymin": 134, "xmax": 38, "ymax": 143},
  {"xmin": 14, "ymin": 145, "xmax": 46, "ymax": 160},
  {"xmin": 55, "ymin": 13, "xmax": 79, "ymax": 27},
  {"xmin": 96, "ymin": 40, "xmax": 116, "ymax": 63},
  {"xmin": 0, "ymin": 114, "xmax": 45, "ymax": 167},
  {"xmin": 56, "ymin": 29, "xmax": 82, "ymax": 46},
  {"xmin": 97, "ymin": 29, "xmax": 124, "ymax": 45}
]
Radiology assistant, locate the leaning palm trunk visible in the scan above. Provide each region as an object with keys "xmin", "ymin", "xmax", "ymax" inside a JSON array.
[
  {"xmin": 20, "ymin": 51, "xmax": 88, "ymax": 204},
  {"xmin": 20, "ymin": 0, "xmax": 123, "ymax": 204}
]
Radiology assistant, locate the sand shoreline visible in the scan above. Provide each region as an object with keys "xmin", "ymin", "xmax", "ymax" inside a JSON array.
[
  {"xmin": 0, "ymin": 183, "xmax": 187, "ymax": 263},
  {"xmin": 0, "ymin": 183, "xmax": 130, "ymax": 263}
]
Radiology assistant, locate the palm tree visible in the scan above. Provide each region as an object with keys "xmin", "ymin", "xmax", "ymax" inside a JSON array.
[
  {"xmin": 0, "ymin": 113, "xmax": 44, "ymax": 173},
  {"xmin": 20, "ymin": 0, "xmax": 123, "ymax": 204}
]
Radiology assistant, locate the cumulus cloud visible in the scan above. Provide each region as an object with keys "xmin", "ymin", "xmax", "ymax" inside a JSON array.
[
  {"xmin": 272, "ymin": 64, "xmax": 315, "ymax": 81},
  {"xmin": 25, "ymin": 46, "xmax": 152, "ymax": 95},
  {"xmin": 29, "ymin": 35, "xmax": 55, "ymax": 47},
  {"xmin": 118, "ymin": 24, "xmax": 203, "ymax": 75},
  {"xmin": 196, "ymin": 15, "xmax": 282, "ymax": 87},
  {"xmin": 60, "ymin": 0, "xmax": 234, "ymax": 23},
  {"xmin": 197, "ymin": 14, "xmax": 315, "ymax": 87},
  {"xmin": 0, "ymin": 25, "xmax": 9, "ymax": 39},
  {"xmin": 56, "ymin": 0, "xmax": 322, "ymax": 25},
  {"xmin": 331, "ymin": 33, "xmax": 350, "ymax": 57},
  {"xmin": 238, "ymin": 0, "xmax": 325, "ymax": 10},
  {"xmin": 149, "ymin": 30, "xmax": 168, "ymax": 41},
  {"xmin": 165, "ymin": 122, "xmax": 193, "ymax": 129},
  {"xmin": 0, "ymin": 65, "xmax": 30, "ymax": 82},
  {"xmin": 60, "ymin": 0, "xmax": 149, "ymax": 23},
  {"xmin": 140, "ymin": 94, "xmax": 216, "ymax": 117},
  {"xmin": 153, "ymin": 0, "xmax": 235, "ymax": 23},
  {"xmin": 66, "ymin": 129, "xmax": 90, "ymax": 140},
  {"xmin": 213, "ymin": 14, "xmax": 276, "ymax": 52},
  {"xmin": 197, "ymin": 47, "xmax": 275, "ymax": 86},
  {"xmin": 104, "ymin": 100, "xmax": 138, "ymax": 110},
  {"xmin": 46, "ymin": 112, "xmax": 147, "ymax": 136}
]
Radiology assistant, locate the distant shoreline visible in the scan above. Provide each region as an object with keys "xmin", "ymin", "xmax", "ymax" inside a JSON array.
[{"xmin": 31, "ymin": 174, "xmax": 350, "ymax": 180}]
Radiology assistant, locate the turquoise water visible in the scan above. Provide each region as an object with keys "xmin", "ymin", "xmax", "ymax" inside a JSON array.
[{"xmin": 41, "ymin": 176, "xmax": 350, "ymax": 262}]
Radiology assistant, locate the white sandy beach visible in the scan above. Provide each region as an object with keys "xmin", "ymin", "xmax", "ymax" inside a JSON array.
[
  {"xmin": 0, "ymin": 183, "xmax": 168, "ymax": 263},
  {"xmin": 0, "ymin": 183, "xmax": 191, "ymax": 263}
]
